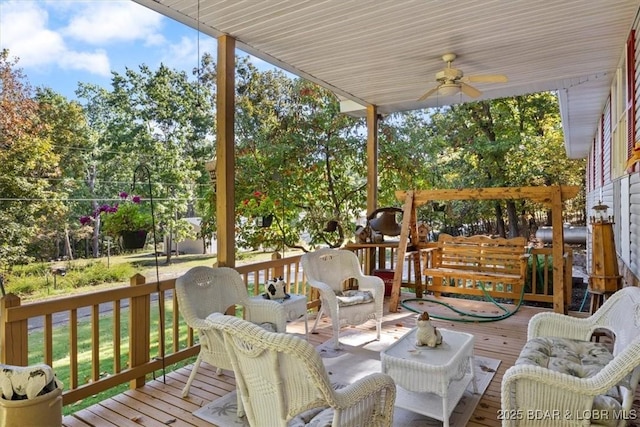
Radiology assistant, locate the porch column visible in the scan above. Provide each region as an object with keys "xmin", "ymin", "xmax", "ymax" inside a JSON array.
[
  {"xmin": 216, "ymin": 35, "xmax": 236, "ymax": 267},
  {"xmin": 366, "ymin": 105, "xmax": 378, "ymax": 214},
  {"xmin": 551, "ymin": 186, "xmax": 567, "ymax": 313}
]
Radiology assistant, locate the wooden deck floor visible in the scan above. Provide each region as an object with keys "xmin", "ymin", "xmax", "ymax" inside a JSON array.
[{"xmin": 60, "ymin": 295, "xmax": 587, "ymax": 427}]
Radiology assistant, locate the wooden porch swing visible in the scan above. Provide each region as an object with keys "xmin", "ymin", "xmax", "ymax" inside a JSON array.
[{"xmin": 389, "ymin": 186, "xmax": 580, "ymax": 314}]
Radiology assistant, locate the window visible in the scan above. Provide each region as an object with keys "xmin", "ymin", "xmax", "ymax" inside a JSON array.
[{"xmin": 612, "ymin": 30, "xmax": 636, "ymax": 178}]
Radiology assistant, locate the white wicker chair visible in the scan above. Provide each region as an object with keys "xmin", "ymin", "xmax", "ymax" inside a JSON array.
[
  {"xmin": 501, "ymin": 286, "xmax": 640, "ymax": 426},
  {"xmin": 301, "ymin": 248, "xmax": 384, "ymax": 349},
  {"xmin": 175, "ymin": 266, "xmax": 287, "ymax": 398},
  {"xmin": 207, "ymin": 313, "xmax": 396, "ymax": 427}
]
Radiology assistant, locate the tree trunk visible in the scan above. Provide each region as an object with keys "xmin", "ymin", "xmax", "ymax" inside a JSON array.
[
  {"xmin": 91, "ymin": 216, "xmax": 101, "ymax": 258},
  {"xmin": 165, "ymin": 232, "xmax": 173, "ymax": 265},
  {"xmin": 64, "ymin": 228, "xmax": 74, "ymax": 260},
  {"xmin": 506, "ymin": 200, "xmax": 520, "ymax": 238},
  {"xmin": 494, "ymin": 202, "xmax": 506, "ymax": 237}
]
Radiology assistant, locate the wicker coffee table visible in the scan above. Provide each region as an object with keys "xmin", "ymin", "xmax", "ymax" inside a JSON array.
[{"xmin": 381, "ymin": 328, "xmax": 477, "ymax": 427}]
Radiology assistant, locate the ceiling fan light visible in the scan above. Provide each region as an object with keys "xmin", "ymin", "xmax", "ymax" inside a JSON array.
[{"xmin": 438, "ymin": 83, "xmax": 459, "ymax": 96}]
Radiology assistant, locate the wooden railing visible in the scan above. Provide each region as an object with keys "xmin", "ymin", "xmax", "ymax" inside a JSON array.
[
  {"xmin": 0, "ymin": 245, "xmax": 569, "ymax": 409},
  {"xmin": 0, "ymin": 253, "xmax": 307, "ymax": 407}
]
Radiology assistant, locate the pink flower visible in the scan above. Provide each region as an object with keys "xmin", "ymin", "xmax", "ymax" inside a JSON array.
[
  {"xmin": 131, "ymin": 195, "xmax": 142, "ymax": 204},
  {"xmin": 119, "ymin": 191, "xmax": 129, "ymax": 199}
]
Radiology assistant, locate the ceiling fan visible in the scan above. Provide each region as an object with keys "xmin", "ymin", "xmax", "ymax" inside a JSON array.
[{"xmin": 418, "ymin": 53, "xmax": 508, "ymax": 101}]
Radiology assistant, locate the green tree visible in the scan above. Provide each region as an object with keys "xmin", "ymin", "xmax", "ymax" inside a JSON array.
[
  {"xmin": 75, "ymin": 62, "xmax": 215, "ymax": 262},
  {"xmin": 425, "ymin": 93, "xmax": 584, "ymax": 237},
  {"xmin": 235, "ymin": 72, "xmax": 368, "ymax": 250},
  {"xmin": 35, "ymin": 88, "xmax": 91, "ymax": 259},
  {"xmin": 0, "ymin": 50, "xmax": 63, "ymax": 267}
]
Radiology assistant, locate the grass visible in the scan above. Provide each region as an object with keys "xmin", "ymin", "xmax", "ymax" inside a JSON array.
[
  {"xmin": 6, "ymin": 248, "xmax": 287, "ymax": 302},
  {"xmin": 27, "ymin": 297, "xmax": 190, "ymax": 415}
]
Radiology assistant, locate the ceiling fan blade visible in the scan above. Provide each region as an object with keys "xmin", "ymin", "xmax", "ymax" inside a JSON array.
[
  {"xmin": 463, "ymin": 74, "xmax": 508, "ymax": 84},
  {"xmin": 417, "ymin": 85, "xmax": 441, "ymax": 102},
  {"xmin": 460, "ymin": 82, "xmax": 482, "ymax": 98}
]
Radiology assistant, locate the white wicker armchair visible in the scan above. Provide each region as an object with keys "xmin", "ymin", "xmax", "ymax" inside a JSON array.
[
  {"xmin": 301, "ymin": 248, "xmax": 384, "ymax": 349},
  {"xmin": 501, "ymin": 286, "xmax": 640, "ymax": 427},
  {"xmin": 207, "ymin": 313, "xmax": 396, "ymax": 427},
  {"xmin": 175, "ymin": 266, "xmax": 287, "ymax": 398}
]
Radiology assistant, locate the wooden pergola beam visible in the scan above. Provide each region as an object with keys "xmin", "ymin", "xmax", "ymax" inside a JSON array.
[{"xmin": 395, "ymin": 186, "xmax": 580, "ymax": 207}]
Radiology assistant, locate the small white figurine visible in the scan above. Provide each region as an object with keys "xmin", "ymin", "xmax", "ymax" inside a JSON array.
[{"xmin": 415, "ymin": 311, "xmax": 442, "ymax": 348}]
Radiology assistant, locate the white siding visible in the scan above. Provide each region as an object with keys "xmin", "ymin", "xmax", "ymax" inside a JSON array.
[
  {"xmin": 630, "ymin": 173, "xmax": 640, "ymax": 276},
  {"xmin": 620, "ymin": 177, "xmax": 631, "ymax": 265}
]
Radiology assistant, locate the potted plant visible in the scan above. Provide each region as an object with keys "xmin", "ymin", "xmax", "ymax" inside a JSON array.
[
  {"xmin": 240, "ymin": 191, "xmax": 277, "ymax": 228},
  {"xmin": 80, "ymin": 192, "xmax": 153, "ymax": 249}
]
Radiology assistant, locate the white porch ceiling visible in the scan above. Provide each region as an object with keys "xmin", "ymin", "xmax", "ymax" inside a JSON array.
[{"xmin": 132, "ymin": 0, "xmax": 639, "ymax": 159}]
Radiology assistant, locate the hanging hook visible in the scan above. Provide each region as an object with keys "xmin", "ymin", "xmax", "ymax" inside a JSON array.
[{"xmin": 131, "ymin": 163, "xmax": 166, "ymax": 382}]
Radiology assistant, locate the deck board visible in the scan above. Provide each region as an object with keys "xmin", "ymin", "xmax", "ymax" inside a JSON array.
[{"xmin": 61, "ymin": 294, "xmax": 627, "ymax": 427}]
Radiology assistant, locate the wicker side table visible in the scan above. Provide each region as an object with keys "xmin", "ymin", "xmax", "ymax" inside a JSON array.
[{"xmin": 251, "ymin": 294, "xmax": 308, "ymax": 338}]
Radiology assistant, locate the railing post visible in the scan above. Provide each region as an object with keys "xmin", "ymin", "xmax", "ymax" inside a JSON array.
[
  {"xmin": 271, "ymin": 252, "xmax": 283, "ymax": 279},
  {"xmin": 0, "ymin": 294, "xmax": 28, "ymax": 365},
  {"xmin": 563, "ymin": 245, "xmax": 574, "ymax": 314},
  {"xmin": 129, "ymin": 274, "xmax": 150, "ymax": 389}
]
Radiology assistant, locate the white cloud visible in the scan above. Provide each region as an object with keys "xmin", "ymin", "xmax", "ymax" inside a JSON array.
[
  {"xmin": 59, "ymin": 49, "xmax": 111, "ymax": 76},
  {"xmin": 63, "ymin": 1, "xmax": 165, "ymax": 46},
  {"xmin": 0, "ymin": 1, "xmax": 65, "ymax": 67},
  {"xmin": 160, "ymin": 36, "xmax": 217, "ymax": 73},
  {"xmin": 0, "ymin": 1, "xmax": 111, "ymax": 76}
]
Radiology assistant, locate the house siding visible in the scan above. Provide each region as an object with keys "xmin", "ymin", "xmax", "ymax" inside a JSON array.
[
  {"xmin": 628, "ymin": 24, "xmax": 640, "ymax": 284},
  {"xmin": 604, "ymin": 103, "xmax": 612, "ymax": 184},
  {"xmin": 587, "ymin": 18, "xmax": 640, "ymax": 287},
  {"xmin": 630, "ymin": 173, "xmax": 640, "ymax": 279}
]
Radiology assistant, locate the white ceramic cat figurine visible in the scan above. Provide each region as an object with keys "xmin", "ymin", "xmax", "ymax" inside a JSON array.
[{"xmin": 415, "ymin": 311, "xmax": 442, "ymax": 347}]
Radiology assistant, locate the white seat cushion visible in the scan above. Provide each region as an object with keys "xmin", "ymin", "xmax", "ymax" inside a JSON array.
[
  {"xmin": 288, "ymin": 406, "xmax": 334, "ymax": 426},
  {"xmin": 336, "ymin": 289, "xmax": 374, "ymax": 307}
]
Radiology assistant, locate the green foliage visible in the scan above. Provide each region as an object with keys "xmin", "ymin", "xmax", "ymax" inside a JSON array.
[
  {"xmin": 100, "ymin": 199, "xmax": 153, "ymax": 237},
  {"xmin": 0, "ymin": 50, "xmax": 65, "ymax": 267},
  {"xmin": 2, "ymin": 49, "xmax": 585, "ymax": 261},
  {"xmin": 417, "ymin": 94, "xmax": 585, "ymax": 236},
  {"xmin": 5, "ymin": 261, "xmax": 135, "ymax": 296},
  {"xmin": 69, "ymin": 262, "xmax": 135, "ymax": 288},
  {"xmin": 234, "ymin": 73, "xmax": 368, "ymax": 249}
]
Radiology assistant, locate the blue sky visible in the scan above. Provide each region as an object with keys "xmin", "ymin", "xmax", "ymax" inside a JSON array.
[{"xmin": 0, "ymin": 0, "xmax": 276, "ymax": 100}]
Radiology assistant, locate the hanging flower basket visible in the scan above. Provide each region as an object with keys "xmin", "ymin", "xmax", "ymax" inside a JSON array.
[
  {"xmin": 121, "ymin": 230, "xmax": 148, "ymax": 250},
  {"xmin": 256, "ymin": 214, "xmax": 274, "ymax": 228}
]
